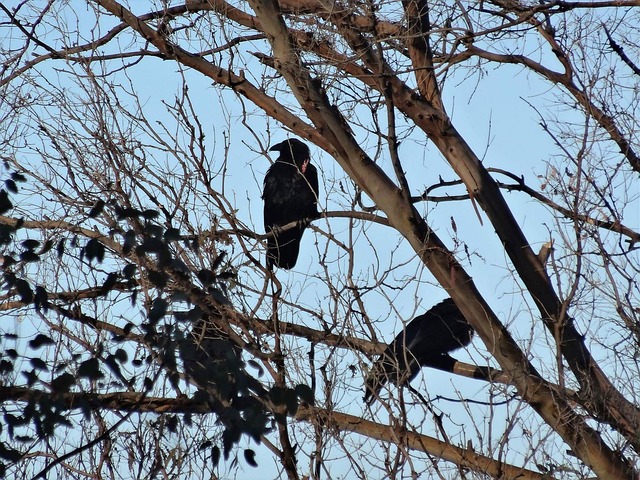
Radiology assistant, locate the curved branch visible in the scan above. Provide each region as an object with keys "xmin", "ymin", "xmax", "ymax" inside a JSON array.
[{"xmin": 448, "ymin": 43, "xmax": 640, "ymax": 173}]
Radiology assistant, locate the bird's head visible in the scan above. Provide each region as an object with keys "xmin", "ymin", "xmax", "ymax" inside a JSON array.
[{"xmin": 270, "ymin": 138, "xmax": 311, "ymax": 172}]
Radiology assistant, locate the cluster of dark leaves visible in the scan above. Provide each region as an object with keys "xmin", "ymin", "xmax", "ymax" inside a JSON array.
[
  {"xmin": 0, "ymin": 171, "xmax": 314, "ymax": 474},
  {"xmin": 176, "ymin": 307, "xmax": 315, "ymax": 464},
  {"xmin": 0, "ymin": 226, "xmax": 34, "ymax": 467}
]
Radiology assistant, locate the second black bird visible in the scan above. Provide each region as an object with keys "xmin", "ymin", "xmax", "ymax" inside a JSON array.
[
  {"xmin": 364, "ymin": 298, "xmax": 474, "ymax": 404},
  {"xmin": 263, "ymin": 138, "xmax": 319, "ymax": 269}
]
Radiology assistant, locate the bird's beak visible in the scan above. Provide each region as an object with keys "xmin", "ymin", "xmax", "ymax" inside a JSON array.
[{"xmin": 268, "ymin": 144, "xmax": 280, "ymax": 152}]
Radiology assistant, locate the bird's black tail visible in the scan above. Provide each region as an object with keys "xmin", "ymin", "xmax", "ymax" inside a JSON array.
[{"xmin": 267, "ymin": 227, "xmax": 304, "ymax": 270}]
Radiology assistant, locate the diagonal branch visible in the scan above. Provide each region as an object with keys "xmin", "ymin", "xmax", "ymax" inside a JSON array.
[
  {"xmin": 603, "ymin": 24, "xmax": 640, "ymax": 76},
  {"xmin": 447, "ymin": 42, "xmax": 640, "ymax": 174}
]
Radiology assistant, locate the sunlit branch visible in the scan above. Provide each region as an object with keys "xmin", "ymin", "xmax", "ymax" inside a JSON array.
[{"xmin": 0, "ymin": 386, "xmax": 548, "ymax": 479}]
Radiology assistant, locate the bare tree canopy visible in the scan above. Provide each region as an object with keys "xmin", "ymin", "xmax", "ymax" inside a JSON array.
[{"xmin": 0, "ymin": 1, "xmax": 639, "ymax": 478}]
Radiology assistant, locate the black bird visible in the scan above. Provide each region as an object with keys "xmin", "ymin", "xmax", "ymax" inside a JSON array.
[
  {"xmin": 263, "ymin": 138, "xmax": 319, "ymax": 269},
  {"xmin": 364, "ymin": 298, "xmax": 474, "ymax": 404}
]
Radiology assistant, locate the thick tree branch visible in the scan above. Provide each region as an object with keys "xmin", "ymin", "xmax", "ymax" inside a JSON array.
[{"xmin": 0, "ymin": 386, "xmax": 548, "ymax": 480}]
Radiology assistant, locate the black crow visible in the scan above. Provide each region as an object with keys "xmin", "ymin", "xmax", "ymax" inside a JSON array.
[
  {"xmin": 263, "ymin": 138, "xmax": 319, "ymax": 269},
  {"xmin": 364, "ymin": 298, "xmax": 474, "ymax": 404}
]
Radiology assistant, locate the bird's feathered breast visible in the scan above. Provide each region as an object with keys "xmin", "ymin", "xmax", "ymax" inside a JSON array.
[{"xmin": 263, "ymin": 162, "xmax": 318, "ymax": 229}]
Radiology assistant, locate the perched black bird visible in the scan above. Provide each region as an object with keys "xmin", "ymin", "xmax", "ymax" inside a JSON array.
[
  {"xmin": 263, "ymin": 138, "xmax": 319, "ymax": 269},
  {"xmin": 364, "ymin": 298, "xmax": 474, "ymax": 404}
]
